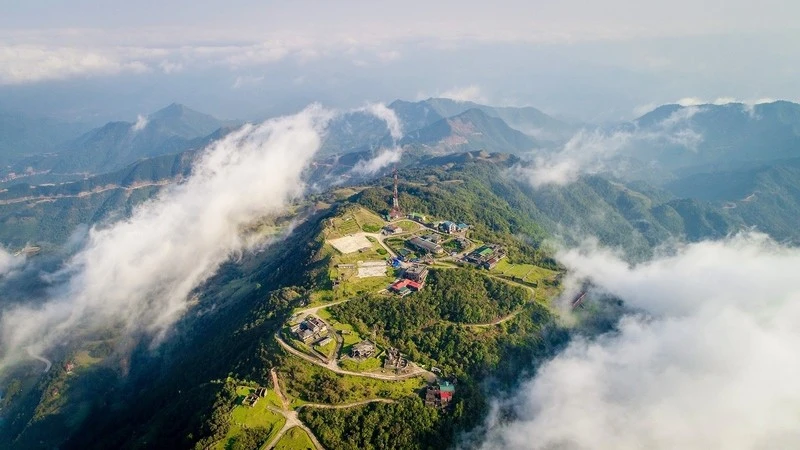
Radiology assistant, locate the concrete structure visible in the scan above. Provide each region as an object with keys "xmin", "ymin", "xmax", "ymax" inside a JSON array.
[
  {"xmin": 292, "ymin": 316, "xmax": 329, "ymax": 343},
  {"xmin": 438, "ymin": 221, "xmax": 457, "ymax": 234},
  {"xmin": 464, "ymin": 244, "xmax": 506, "ymax": 269},
  {"xmin": 316, "ymin": 336, "xmax": 333, "ymax": 347},
  {"xmin": 351, "ymin": 340, "xmax": 377, "ymax": 359},
  {"xmin": 384, "ymin": 347, "xmax": 410, "ymax": 373},
  {"xmin": 382, "ymin": 224, "xmax": 403, "ymax": 235},
  {"xmin": 404, "ymin": 264, "xmax": 429, "ymax": 283},
  {"xmin": 408, "ymin": 236, "xmax": 443, "ymax": 254}
]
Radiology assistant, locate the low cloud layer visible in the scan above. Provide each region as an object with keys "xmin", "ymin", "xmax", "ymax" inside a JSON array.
[
  {"xmin": 518, "ymin": 106, "xmax": 703, "ymax": 187},
  {"xmin": 351, "ymin": 147, "xmax": 403, "ymax": 175},
  {"xmin": 479, "ymin": 233, "xmax": 800, "ymax": 450},
  {"xmin": 0, "ymin": 247, "xmax": 23, "ymax": 277},
  {"xmin": 350, "ymin": 103, "xmax": 404, "ymax": 176},
  {"xmin": 0, "ymin": 105, "xmax": 331, "ymax": 372}
]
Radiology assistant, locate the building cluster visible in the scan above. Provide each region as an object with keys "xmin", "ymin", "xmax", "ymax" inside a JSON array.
[
  {"xmin": 437, "ymin": 221, "xmax": 469, "ymax": 234},
  {"xmin": 407, "ymin": 236, "xmax": 443, "ymax": 255},
  {"xmin": 384, "ymin": 347, "xmax": 410, "ymax": 373},
  {"xmin": 425, "ymin": 380, "xmax": 455, "ymax": 408},
  {"xmin": 350, "ymin": 340, "xmax": 377, "ymax": 359},
  {"xmin": 389, "ymin": 263, "xmax": 429, "ymax": 296},
  {"xmin": 243, "ymin": 387, "xmax": 268, "ymax": 407},
  {"xmin": 290, "ymin": 316, "xmax": 329, "ymax": 344},
  {"xmin": 464, "ymin": 244, "xmax": 506, "ymax": 269}
]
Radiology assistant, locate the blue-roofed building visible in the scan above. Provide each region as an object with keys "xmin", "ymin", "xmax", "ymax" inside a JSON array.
[{"xmin": 456, "ymin": 223, "xmax": 469, "ymax": 232}]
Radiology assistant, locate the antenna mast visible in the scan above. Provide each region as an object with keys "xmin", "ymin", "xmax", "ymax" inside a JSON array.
[{"xmin": 390, "ymin": 166, "xmax": 402, "ymax": 219}]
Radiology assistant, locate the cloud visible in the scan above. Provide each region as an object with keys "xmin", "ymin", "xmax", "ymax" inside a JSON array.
[
  {"xmin": 439, "ymin": 85, "xmax": 486, "ymax": 103},
  {"xmin": 132, "ymin": 114, "xmax": 148, "ymax": 132},
  {"xmin": 0, "ymin": 105, "xmax": 332, "ymax": 372},
  {"xmin": 232, "ymin": 75, "xmax": 265, "ymax": 89},
  {"xmin": 0, "ymin": 45, "xmax": 149, "ymax": 84},
  {"xmin": 518, "ymin": 106, "xmax": 704, "ymax": 187},
  {"xmin": 519, "ymin": 130, "xmax": 632, "ymax": 187},
  {"xmin": 478, "ymin": 233, "xmax": 800, "ymax": 450},
  {"xmin": 351, "ymin": 146, "xmax": 402, "ymax": 175},
  {"xmin": 361, "ymin": 103, "xmax": 403, "ymax": 141},
  {"xmin": 0, "ymin": 247, "xmax": 23, "ymax": 277}
]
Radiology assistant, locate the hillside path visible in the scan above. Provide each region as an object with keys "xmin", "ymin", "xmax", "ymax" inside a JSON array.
[{"xmin": 264, "ymin": 369, "xmax": 325, "ymax": 450}]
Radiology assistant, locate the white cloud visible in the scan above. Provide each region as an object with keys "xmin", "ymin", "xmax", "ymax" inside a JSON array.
[
  {"xmin": 0, "ymin": 105, "xmax": 332, "ymax": 371},
  {"xmin": 519, "ymin": 130, "xmax": 632, "ymax": 188},
  {"xmin": 0, "ymin": 44, "xmax": 149, "ymax": 84},
  {"xmin": 439, "ymin": 85, "xmax": 486, "ymax": 103},
  {"xmin": 361, "ymin": 103, "xmax": 403, "ymax": 141},
  {"xmin": 132, "ymin": 114, "xmax": 148, "ymax": 132},
  {"xmin": 232, "ymin": 75, "xmax": 265, "ymax": 89},
  {"xmin": 0, "ymin": 247, "xmax": 24, "ymax": 277},
  {"xmin": 518, "ymin": 106, "xmax": 704, "ymax": 187},
  {"xmin": 479, "ymin": 233, "xmax": 800, "ymax": 450},
  {"xmin": 351, "ymin": 146, "xmax": 402, "ymax": 175}
]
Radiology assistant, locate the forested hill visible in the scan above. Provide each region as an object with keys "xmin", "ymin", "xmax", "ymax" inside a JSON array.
[{"xmin": 355, "ymin": 157, "xmax": 742, "ymax": 259}]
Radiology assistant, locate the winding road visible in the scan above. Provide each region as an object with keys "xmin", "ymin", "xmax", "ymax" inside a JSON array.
[
  {"xmin": 26, "ymin": 347, "xmax": 52, "ymax": 372},
  {"xmin": 275, "ymin": 331, "xmax": 434, "ymax": 382}
]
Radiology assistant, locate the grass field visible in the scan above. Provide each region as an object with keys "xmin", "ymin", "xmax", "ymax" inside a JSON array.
[
  {"xmin": 274, "ymin": 427, "xmax": 315, "ymax": 450},
  {"xmin": 339, "ymin": 356, "xmax": 382, "ymax": 372},
  {"xmin": 393, "ymin": 220, "xmax": 420, "ymax": 232},
  {"xmin": 491, "ymin": 260, "xmax": 558, "ymax": 285},
  {"xmin": 214, "ymin": 386, "xmax": 286, "ymax": 450},
  {"xmin": 326, "ymin": 206, "xmax": 386, "ymax": 239}
]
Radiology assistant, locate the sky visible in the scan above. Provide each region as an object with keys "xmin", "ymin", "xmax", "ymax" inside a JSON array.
[{"xmin": 1, "ymin": 1, "xmax": 799, "ymax": 121}]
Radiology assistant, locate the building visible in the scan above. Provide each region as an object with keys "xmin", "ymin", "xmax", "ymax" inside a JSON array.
[
  {"xmin": 408, "ymin": 236, "xmax": 444, "ymax": 254},
  {"xmin": 351, "ymin": 340, "xmax": 376, "ymax": 359},
  {"xmin": 243, "ymin": 393, "xmax": 259, "ymax": 407},
  {"xmin": 421, "ymin": 233, "xmax": 442, "ymax": 243},
  {"xmin": 408, "ymin": 212, "xmax": 427, "ymax": 222},
  {"xmin": 316, "ymin": 336, "xmax": 333, "ymax": 347},
  {"xmin": 456, "ymin": 223, "xmax": 469, "ymax": 232},
  {"xmin": 464, "ymin": 244, "xmax": 506, "ymax": 269},
  {"xmin": 390, "ymin": 278, "xmax": 423, "ymax": 296},
  {"xmin": 255, "ymin": 387, "xmax": 267, "ymax": 397},
  {"xmin": 438, "ymin": 221, "xmax": 457, "ymax": 234},
  {"xmin": 382, "ymin": 224, "xmax": 403, "ymax": 235},
  {"xmin": 425, "ymin": 381, "xmax": 456, "ymax": 408},
  {"xmin": 384, "ymin": 347, "xmax": 410, "ymax": 373},
  {"xmin": 404, "ymin": 264, "xmax": 429, "ymax": 283},
  {"xmin": 292, "ymin": 316, "xmax": 329, "ymax": 343}
]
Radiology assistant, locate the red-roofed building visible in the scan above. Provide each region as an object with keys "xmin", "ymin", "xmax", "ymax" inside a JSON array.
[{"xmin": 389, "ymin": 278, "xmax": 424, "ymax": 295}]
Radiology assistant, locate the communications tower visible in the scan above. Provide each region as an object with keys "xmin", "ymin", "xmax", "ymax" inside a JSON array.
[{"xmin": 389, "ymin": 167, "xmax": 403, "ymax": 219}]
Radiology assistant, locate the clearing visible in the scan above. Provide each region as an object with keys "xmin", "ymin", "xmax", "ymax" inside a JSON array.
[{"xmin": 327, "ymin": 233, "xmax": 372, "ymax": 254}]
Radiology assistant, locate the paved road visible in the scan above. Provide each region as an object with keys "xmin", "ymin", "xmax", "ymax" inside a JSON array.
[
  {"xmin": 276, "ymin": 332, "xmax": 434, "ymax": 381},
  {"xmin": 297, "ymin": 398, "xmax": 396, "ymax": 410},
  {"xmin": 265, "ymin": 369, "xmax": 325, "ymax": 450}
]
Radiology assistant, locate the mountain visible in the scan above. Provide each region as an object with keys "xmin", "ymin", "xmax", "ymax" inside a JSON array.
[
  {"xmin": 665, "ymin": 157, "xmax": 800, "ymax": 244},
  {"xmin": 46, "ymin": 104, "xmax": 236, "ymax": 175},
  {"xmin": 0, "ymin": 110, "xmax": 90, "ymax": 165},
  {"xmin": 318, "ymin": 98, "xmax": 575, "ymax": 156},
  {"xmin": 399, "ymin": 108, "xmax": 539, "ymax": 154},
  {"xmin": 629, "ymin": 101, "xmax": 800, "ymax": 175}
]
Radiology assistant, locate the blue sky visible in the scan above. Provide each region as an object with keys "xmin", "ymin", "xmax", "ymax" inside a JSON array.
[{"xmin": 1, "ymin": 0, "xmax": 798, "ymax": 122}]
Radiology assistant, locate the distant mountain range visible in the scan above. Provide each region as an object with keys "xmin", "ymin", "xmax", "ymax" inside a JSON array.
[
  {"xmin": 1, "ymin": 104, "xmax": 237, "ymax": 182},
  {"xmin": 625, "ymin": 101, "xmax": 800, "ymax": 176},
  {"xmin": 319, "ymin": 97, "xmax": 577, "ymax": 156}
]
